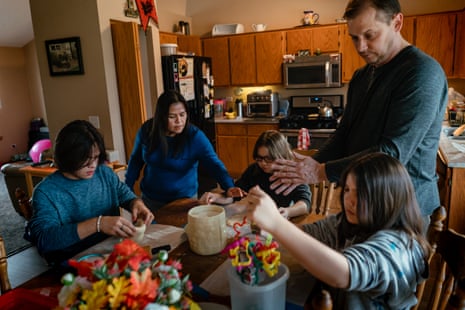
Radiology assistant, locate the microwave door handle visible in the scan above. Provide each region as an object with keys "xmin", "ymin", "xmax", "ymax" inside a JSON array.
[{"xmin": 325, "ymin": 61, "xmax": 330, "ymax": 87}]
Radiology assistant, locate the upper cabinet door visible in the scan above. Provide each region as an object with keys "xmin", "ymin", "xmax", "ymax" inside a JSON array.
[
  {"xmin": 203, "ymin": 37, "xmax": 230, "ymax": 86},
  {"xmin": 339, "ymin": 24, "xmax": 365, "ymax": 83},
  {"xmin": 454, "ymin": 10, "xmax": 465, "ymax": 78},
  {"xmin": 255, "ymin": 31, "xmax": 285, "ymax": 85},
  {"xmin": 312, "ymin": 25, "xmax": 339, "ymax": 53},
  {"xmin": 159, "ymin": 32, "xmax": 177, "ymax": 44},
  {"xmin": 401, "ymin": 16, "xmax": 415, "ymax": 44},
  {"xmin": 229, "ymin": 34, "xmax": 256, "ymax": 85},
  {"xmin": 286, "ymin": 28, "xmax": 312, "ymax": 55},
  {"xmin": 416, "ymin": 13, "xmax": 456, "ymax": 76},
  {"xmin": 177, "ymin": 35, "xmax": 202, "ymax": 56}
]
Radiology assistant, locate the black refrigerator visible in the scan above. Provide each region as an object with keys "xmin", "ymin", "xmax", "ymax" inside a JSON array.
[
  {"xmin": 161, "ymin": 55, "xmax": 215, "ymax": 145},
  {"xmin": 161, "ymin": 55, "xmax": 218, "ymax": 193}
]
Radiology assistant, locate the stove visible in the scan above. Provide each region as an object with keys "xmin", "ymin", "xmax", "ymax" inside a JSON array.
[
  {"xmin": 279, "ymin": 95, "xmax": 344, "ymax": 149},
  {"xmin": 279, "ymin": 114, "xmax": 339, "ymax": 130},
  {"xmin": 278, "ymin": 95, "xmax": 343, "ymax": 130}
]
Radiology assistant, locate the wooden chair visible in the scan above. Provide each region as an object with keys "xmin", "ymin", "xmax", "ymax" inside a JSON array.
[
  {"xmin": 414, "ymin": 206, "xmax": 465, "ymax": 310},
  {"xmin": 0, "ymin": 235, "xmax": 12, "ymax": 294},
  {"xmin": 14, "ymin": 187, "xmax": 33, "ymax": 221},
  {"xmin": 308, "ymin": 206, "xmax": 463, "ymax": 310}
]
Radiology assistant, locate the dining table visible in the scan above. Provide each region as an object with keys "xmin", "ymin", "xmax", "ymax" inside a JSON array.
[{"xmin": 12, "ymin": 198, "xmax": 321, "ymax": 309}]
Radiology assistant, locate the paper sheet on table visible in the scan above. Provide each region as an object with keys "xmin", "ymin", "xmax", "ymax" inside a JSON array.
[
  {"xmin": 73, "ymin": 224, "xmax": 186, "ymax": 259},
  {"xmin": 199, "ymin": 244, "xmax": 315, "ymax": 307},
  {"xmin": 452, "ymin": 142, "xmax": 465, "ymax": 153}
]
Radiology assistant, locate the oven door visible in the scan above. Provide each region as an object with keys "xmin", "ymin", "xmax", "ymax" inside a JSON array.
[{"xmin": 280, "ymin": 129, "xmax": 334, "ymax": 150}]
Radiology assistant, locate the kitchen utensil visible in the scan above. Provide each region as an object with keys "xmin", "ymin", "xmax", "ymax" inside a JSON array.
[
  {"xmin": 318, "ymin": 102, "xmax": 334, "ymax": 119},
  {"xmin": 236, "ymin": 99, "xmax": 243, "ymax": 118},
  {"xmin": 303, "ymin": 10, "xmax": 319, "ymax": 25}
]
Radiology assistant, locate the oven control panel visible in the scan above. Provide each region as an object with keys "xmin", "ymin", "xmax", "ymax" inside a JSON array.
[{"xmin": 291, "ymin": 95, "xmax": 343, "ymax": 110}]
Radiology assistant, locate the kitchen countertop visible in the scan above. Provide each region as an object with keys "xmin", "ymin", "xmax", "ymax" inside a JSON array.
[
  {"xmin": 214, "ymin": 117, "xmax": 281, "ymax": 124},
  {"xmin": 439, "ymin": 124, "xmax": 465, "ymax": 168}
]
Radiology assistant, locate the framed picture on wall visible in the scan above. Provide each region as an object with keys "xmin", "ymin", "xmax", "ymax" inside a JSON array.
[{"xmin": 45, "ymin": 36, "xmax": 84, "ymax": 76}]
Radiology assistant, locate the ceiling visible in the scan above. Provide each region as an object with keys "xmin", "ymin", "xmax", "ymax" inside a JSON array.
[{"xmin": 0, "ymin": 0, "xmax": 34, "ymax": 47}]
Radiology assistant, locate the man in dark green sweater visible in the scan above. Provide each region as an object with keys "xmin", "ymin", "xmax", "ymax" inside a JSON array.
[{"xmin": 270, "ymin": 0, "xmax": 448, "ymax": 219}]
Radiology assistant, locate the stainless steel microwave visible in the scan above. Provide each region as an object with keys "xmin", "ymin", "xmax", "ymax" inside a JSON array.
[{"xmin": 283, "ymin": 53, "xmax": 342, "ymax": 88}]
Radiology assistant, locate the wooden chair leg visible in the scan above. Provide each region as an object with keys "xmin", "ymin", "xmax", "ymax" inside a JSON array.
[{"xmin": 0, "ymin": 235, "xmax": 12, "ymax": 294}]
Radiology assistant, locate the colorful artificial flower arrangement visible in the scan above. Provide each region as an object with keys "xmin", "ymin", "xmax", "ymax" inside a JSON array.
[{"xmin": 56, "ymin": 239, "xmax": 199, "ymax": 310}]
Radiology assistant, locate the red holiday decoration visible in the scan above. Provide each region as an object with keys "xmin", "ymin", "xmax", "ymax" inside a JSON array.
[{"xmin": 135, "ymin": 0, "xmax": 159, "ymax": 31}]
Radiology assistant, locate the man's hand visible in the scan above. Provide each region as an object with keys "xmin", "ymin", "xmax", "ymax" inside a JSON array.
[{"xmin": 270, "ymin": 151, "xmax": 327, "ymax": 195}]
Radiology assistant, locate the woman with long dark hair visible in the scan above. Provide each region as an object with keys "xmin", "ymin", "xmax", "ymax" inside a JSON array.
[
  {"xmin": 126, "ymin": 90, "xmax": 240, "ymax": 212},
  {"xmin": 246, "ymin": 152, "xmax": 430, "ymax": 308}
]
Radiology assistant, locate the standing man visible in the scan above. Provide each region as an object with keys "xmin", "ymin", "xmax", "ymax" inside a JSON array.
[{"xmin": 270, "ymin": 0, "xmax": 448, "ymax": 218}]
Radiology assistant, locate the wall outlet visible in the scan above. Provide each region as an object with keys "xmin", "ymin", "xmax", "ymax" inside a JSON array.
[{"xmin": 88, "ymin": 115, "xmax": 100, "ymax": 129}]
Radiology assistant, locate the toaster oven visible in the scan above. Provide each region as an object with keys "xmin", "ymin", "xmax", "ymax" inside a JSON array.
[{"xmin": 246, "ymin": 90, "xmax": 279, "ymax": 117}]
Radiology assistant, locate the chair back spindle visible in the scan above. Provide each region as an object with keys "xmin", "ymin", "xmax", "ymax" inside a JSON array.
[{"xmin": 0, "ymin": 235, "xmax": 12, "ymax": 294}]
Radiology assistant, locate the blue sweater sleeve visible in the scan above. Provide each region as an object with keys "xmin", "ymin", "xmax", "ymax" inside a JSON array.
[{"xmin": 29, "ymin": 165, "xmax": 136, "ymax": 254}]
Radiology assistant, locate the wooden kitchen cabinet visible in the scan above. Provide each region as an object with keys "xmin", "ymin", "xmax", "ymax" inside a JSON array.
[
  {"xmin": 401, "ymin": 16, "xmax": 415, "ymax": 45},
  {"xmin": 229, "ymin": 34, "xmax": 257, "ymax": 85},
  {"xmin": 312, "ymin": 25, "xmax": 339, "ymax": 53},
  {"xmin": 286, "ymin": 25, "xmax": 339, "ymax": 56},
  {"xmin": 436, "ymin": 152, "xmax": 465, "ymax": 234},
  {"xmin": 159, "ymin": 32, "xmax": 202, "ymax": 56},
  {"xmin": 202, "ymin": 37, "xmax": 230, "ymax": 86},
  {"xmin": 216, "ymin": 124, "xmax": 248, "ymax": 178},
  {"xmin": 216, "ymin": 123, "xmax": 278, "ymax": 178},
  {"xmin": 286, "ymin": 28, "xmax": 312, "ymax": 55},
  {"xmin": 159, "ymin": 32, "xmax": 177, "ymax": 44},
  {"xmin": 454, "ymin": 10, "xmax": 465, "ymax": 78},
  {"xmin": 177, "ymin": 35, "xmax": 202, "ymax": 55},
  {"xmin": 255, "ymin": 31, "xmax": 285, "ymax": 85},
  {"xmin": 339, "ymin": 24, "xmax": 365, "ymax": 83},
  {"xmin": 416, "ymin": 13, "xmax": 456, "ymax": 77}
]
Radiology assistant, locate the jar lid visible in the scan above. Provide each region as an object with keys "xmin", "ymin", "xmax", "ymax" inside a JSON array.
[{"xmin": 160, "ymin": 43, "xmax": 178, "ymax": 47}]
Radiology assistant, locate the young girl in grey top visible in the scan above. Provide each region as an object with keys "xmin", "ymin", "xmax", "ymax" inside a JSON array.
[{"xmin": 246, "ymin": 152, "xmax": 429, "ymax": 309}]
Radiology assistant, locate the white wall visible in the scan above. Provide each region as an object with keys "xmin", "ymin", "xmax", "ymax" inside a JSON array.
[
  {"xmin": 0, "ymin": 47, "xmax": 34, "ymax": 162},
  {"xmin": 29, "ymin": 0, "xmax": 165, "ymax": 163}
]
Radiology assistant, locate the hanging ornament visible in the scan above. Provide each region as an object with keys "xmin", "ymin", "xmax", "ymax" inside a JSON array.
[{"xmin": 135, "ymin": 0, "xmax": 159, "ymax": 31}]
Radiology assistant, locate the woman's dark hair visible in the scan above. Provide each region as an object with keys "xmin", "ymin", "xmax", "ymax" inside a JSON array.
[
  {"xmin": 54, "ymin": 120, "xmax": 107, "ymax": 173},
  {"xmin": 339, "ymin": 152, "xmax": 430, "ymax": 257},
  {"xmin": 343, "ymin": 0, "xmax": 401, "ymax": 24},
  {"xmin": 147, "ymin": 90, "xmax": 190, "ymax": 157},
  {"xmin": 253, "ymin": 130, "xmax": 293, "ymax": 160}
]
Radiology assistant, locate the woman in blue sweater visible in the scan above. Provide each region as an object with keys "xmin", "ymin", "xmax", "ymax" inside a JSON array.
[{"xmin": 125, "ymin": 90, "xmax": 240, "ymax": 212}]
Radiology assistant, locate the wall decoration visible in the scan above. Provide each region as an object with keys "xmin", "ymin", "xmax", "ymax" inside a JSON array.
[
  {"xmin": 135, "ymin": 0, "xmax": 158, "ymax": 31},
  {"xmin": 45, "ymin": 37, "xmax": 84, "ymax": 76},
  {"xmin": 124, "ymin": 0, "xmax": 139, "ymax": 18}
]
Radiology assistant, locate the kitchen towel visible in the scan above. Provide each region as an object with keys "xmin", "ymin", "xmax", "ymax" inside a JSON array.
[{"xmin": 298, "ymin": 128, "xmax": 310, "ymax": 150}]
